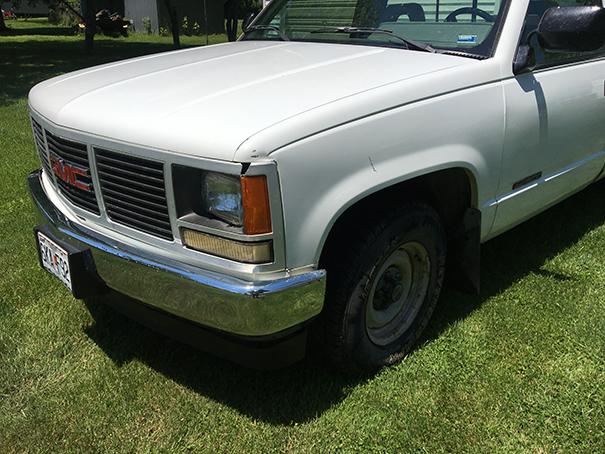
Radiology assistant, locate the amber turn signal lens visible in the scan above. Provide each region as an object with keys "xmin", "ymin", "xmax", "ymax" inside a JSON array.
[
  {"xmin": 182, "ymin": 229, "xmax": 273, "ymax": 264},
  {"xmin": 241, "ymin": 175, "xmax": 272, "ymax": 235}
]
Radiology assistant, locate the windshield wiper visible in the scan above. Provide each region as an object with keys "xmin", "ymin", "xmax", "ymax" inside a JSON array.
[
  {"xmin": 309, "ymin": 27, "xmax": 435, "ymax": 53},
  {"xmin": 242, "ymin": 25, "xmax": 290, "ymax": 41}
]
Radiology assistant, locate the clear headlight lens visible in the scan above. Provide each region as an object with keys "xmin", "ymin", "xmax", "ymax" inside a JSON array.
[{"xmin": 202, "ymin": 172, "xmax": 243, "ymax": 227}]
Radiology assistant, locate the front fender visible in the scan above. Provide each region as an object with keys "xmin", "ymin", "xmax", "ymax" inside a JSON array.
[{"xmin": 270, "ymin": 82, "xmax": 505, "ymax": 270}]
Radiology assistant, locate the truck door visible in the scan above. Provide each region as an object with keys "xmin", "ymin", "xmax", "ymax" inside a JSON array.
[{"xmin": 491, "ymin": 0, "xmax": 605, "ymax": 237}]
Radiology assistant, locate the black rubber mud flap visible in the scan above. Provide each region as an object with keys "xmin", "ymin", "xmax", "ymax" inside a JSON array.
[{"xmin": 447, "ymin": 208, "xmax": 481, "ymax": 294}]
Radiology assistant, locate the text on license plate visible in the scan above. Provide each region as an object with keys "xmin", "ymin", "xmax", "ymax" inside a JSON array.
[{"xmin": 38, "ymin": 232, "xmax": 72, "ymax": 291}]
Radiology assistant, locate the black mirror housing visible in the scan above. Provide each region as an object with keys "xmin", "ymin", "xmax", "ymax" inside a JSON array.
[
  {"xmin": 513, "ymin": 44, "xmax": 536, "ymax": 75},
  {"xmin": 538, "ymin": 6, "xmax": 605, "ymax": 53}
]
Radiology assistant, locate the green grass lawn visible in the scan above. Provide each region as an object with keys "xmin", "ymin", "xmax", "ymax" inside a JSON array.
[{"xmin": 1, "ymin": 19, "xmax": 604, "ymax": 453}]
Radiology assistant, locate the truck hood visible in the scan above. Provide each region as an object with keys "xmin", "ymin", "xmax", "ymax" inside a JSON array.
[{"xmin": 29, "ymin": 40, "xmax": 467, "ymax": 162}]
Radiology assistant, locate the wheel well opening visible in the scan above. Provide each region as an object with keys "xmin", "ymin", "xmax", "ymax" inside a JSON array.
[{"xmin": 319, "ymin": 168, "xmax": 476, "ymax": 269}]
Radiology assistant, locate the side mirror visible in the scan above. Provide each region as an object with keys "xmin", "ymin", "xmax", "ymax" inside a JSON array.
[
  {"xmin": 513, "ymin": 44, "xmax": 536, "ymax": 75},
  {"xmin": 538, "ymin": 6, "xmax": 605, "ymax": 53}
]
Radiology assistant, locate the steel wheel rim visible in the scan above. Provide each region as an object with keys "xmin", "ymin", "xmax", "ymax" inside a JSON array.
[{"xmin": 365, "ymin": 241, "xmax": 431, "ymax": 346}]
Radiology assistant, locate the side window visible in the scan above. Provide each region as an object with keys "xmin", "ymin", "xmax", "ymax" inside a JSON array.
[{"xmin": 521, "ymin": 0, "xmax": 605, "ymax": 68}]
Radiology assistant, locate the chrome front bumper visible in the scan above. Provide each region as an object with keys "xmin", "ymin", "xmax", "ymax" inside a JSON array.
[{"xmin": 28, "ymin": 170, "xmax": 326, "ymax": 338}]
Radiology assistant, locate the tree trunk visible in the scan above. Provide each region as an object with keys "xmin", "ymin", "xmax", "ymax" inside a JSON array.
[
  {"xmin": 83, "ymin": 0, "xmax": 97, "ymax": 54},
  {"xmin": 170, "ymin": 7, "xmax": 180, "ymax": 49},
  {"xmin": 0, "ymin": 12, "xmax": 7, "ymax": 32},
  {"xmin": 163, "ymin": 0, "xmax": 180, "ymax": 49}
]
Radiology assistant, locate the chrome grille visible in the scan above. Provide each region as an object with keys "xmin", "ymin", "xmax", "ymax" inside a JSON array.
[
  {"xmin": 31, "ymin": 119, "xmax": 51, "ymax": 174},
  {"xmin": 45, "ymin": 130, "xmax": 100, "ymax": 215},
  {"xmin": 96, "ymin": 148, "xmax": 173, "ymax": 240}
]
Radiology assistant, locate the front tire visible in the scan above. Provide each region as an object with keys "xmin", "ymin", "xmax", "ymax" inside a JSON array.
[{"xmin": 321, "ymin": 202, "xmax": 447, "ymax": 374}]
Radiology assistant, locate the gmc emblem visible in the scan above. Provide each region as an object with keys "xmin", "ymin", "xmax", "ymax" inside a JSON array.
[{"xmin": 49, "ymin": 153, "xmax": 93, "ymax": 193}]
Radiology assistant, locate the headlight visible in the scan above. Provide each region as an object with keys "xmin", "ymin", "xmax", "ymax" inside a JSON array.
[
  {"xmin": 202, "ymin": 173, "xmax": 243, "ymax": 227},
  {"xmin": 201, "ymin": 172, "xmax": 272, "ymax": 235},
  {"xmin": 172, "ymin": 165, "xmax": 274, "ymax": 262}
]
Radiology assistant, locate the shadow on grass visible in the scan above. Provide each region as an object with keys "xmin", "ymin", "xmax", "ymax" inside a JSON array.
[
  {"xmin": 423, "ymin": 180, "xmax": 605, "ymax": 344},
  {"xmin": 82, "ymin": 180, "xmax": 605, "ymax": 425},
  {"xmin": 84, "ymin": 303, "xmax": 360, "ymax": 426},
  {"xmin": 0, "ymin": 39, "xmax": 178, "ymax": 107}
]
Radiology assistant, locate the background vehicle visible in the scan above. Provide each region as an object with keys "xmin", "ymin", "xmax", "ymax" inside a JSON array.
[
  {"xmin": 2, "ymin": 8, "xmax": 16, "ymax": 20},
  {"xmin": 78, "ymin": 9, "xmax": 132, "ymax": 37}
]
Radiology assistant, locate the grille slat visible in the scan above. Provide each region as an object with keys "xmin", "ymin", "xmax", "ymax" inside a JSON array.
[
  {"xmin": 47, "ymin": 147, "xmax": 89, "ymax": 167},
  {"xmin": 45, "ymin": 133, "xmax": 87, "ymax": 153},
  {"xmin": 106, "ymin": 212, "xmax": 175, "ymax": 239},
  {"xmin": 96, "ymin": 153, "xmax": 163, "ymax": 177},
  {"xmin": 97, "ymin": 161, "xmax": 165, "ymax": 185},
  {"xmin": 96, "ymin": 148, "xmax": 173, "ymax": 240},
  {"xmin": 56, "ymin": 179, "xmax": 99, "ymax": 212},
  {"xmin": 32, "ymin": 119, "xmax": 51, "ymax": 174},
  {"xmin": 100, "ymin": 180, "xmax": 168, "ymax": 204},
  {"xmin": 32, "ymin": 120, "xmax": 43, "ymax": 134},
  {"xmin": 43, "ymin": 130, "xmax": 100, "ymax": 215},
  {"xmin": 97, "ymin": 169, "xmax": 166, "ymax": 194},
  {"xmin": 33, "ymin": 132, "xmax": 46, "ymax": 153},
  {"xmin": 46, "ymin": 133, "xmax": 89, "ymax": 165},
  {"xmin": 47, "ymin": 147, "xmax": 88, "ymax": 166},
  {"xmin": 105, "ymin": 203, "xmax": 172, "ymax": 229},
  {"xmin": 102, "ymin": 188, "xmax": 168, "ymax": 211},
  {"xmin": 32, "ymin": 122, "xmax": 44, "ymax": 142},
  {"xmin": 104, "ymin": 195, "xmax": 171, "ymax": 220}
]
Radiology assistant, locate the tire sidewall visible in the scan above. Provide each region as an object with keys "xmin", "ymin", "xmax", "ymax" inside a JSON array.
[{"xmin": 342, "ymin": 207, "xmax": 446, "ymax": 371}]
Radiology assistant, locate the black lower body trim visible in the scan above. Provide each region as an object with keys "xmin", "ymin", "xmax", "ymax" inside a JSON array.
[{"xmin": 92, "ymin": 290, "xmax": 308, "ymax": 370}]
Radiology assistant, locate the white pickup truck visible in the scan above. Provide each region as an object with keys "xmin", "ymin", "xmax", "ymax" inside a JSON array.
[{"xmin": 28, "ymin": 0, "xmax": 605, "ymax": 372}]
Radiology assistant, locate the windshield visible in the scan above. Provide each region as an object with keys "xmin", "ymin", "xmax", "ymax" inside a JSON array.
[{"xmin": 243, "ymin": 0, "xmax": 511, "ymax": 58}]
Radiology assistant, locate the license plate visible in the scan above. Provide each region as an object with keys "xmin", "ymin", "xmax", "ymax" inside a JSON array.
[{"xmin": 37, "ymin": 231, "xmax": 72, "ymax": 290}]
